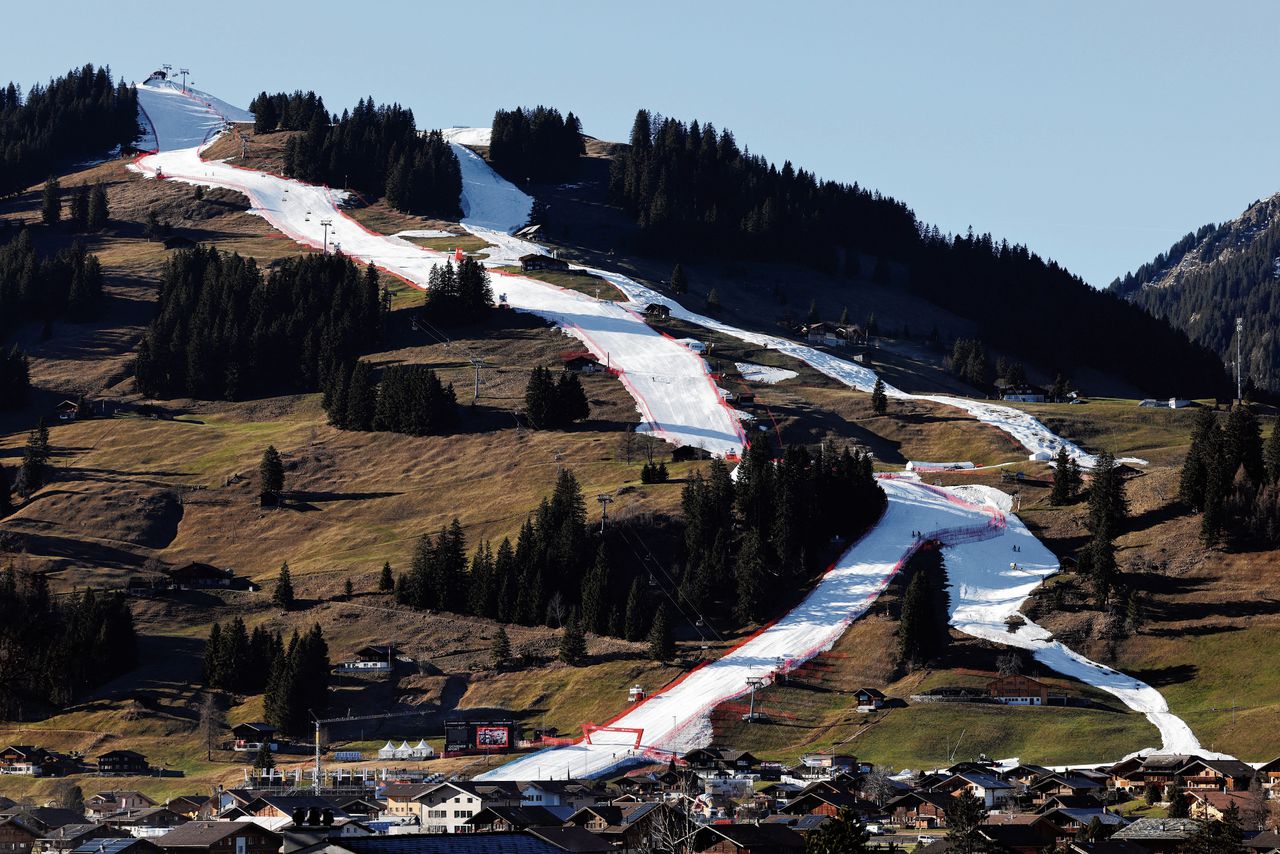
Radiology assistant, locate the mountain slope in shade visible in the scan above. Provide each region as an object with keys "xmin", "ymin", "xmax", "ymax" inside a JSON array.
[{"xmin": 1110, "ymin": 192, "xmax": 1280, "ymax": 392}]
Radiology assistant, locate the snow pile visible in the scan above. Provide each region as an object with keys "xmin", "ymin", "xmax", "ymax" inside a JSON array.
[
  {"xmin": 735, "ymin": 362, "xmax": 798, "ymax": 384},
  {"xmin": 441, "ymin": 126, "xmax": 493, "ymax": 147}
]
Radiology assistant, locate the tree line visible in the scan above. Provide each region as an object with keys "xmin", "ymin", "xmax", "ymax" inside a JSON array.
[
  {"xmin": 135, "ymin": 247, "xmax": 384, "ymax": 400},
  {"xmin": 524, "ymin": 366, "xmax": 589, "ymax": 429},
  {"xmin": 896, "ymin": 545, "xmax": 951, "ymax": 667},
  {"xmin": 273, "ymin": 94, "xmax": 461, "ymax": 218},
  {"xmin": 0, "ymin": 567, "xmax": 136, "ymax": 716},
  {"xmin": 422, "ymin": 256, "xmax": 494, "ymax": 324},
  {"xmin": 682, "ymin": 442, "xmax": 884, "ymax": 625},
  {"xmin": 609, "ymin": 108, "xmax": 1226, "ymax": 397},
  {"xmin": 0, "ymin": 64, "xmax": 138, "ymax": 199},
  {"xmin": 1, "ymin": 229, "xmax": 105, "ymax": 332},
  {"xmin": 489, "ymin": 106, "xmax": 585, "ymax": 183},
  {"xmin": 1180, "ymin": 404, "xmax": 1280, "ymax": 547},
  {"xmin": 248, "ymin": 90, "xmax": 328, "ymax": 135},
  {"xmin": 202, "ymin": 618, "xmax": 329, "ymax": 736},
  {"xmin": 323, "ymin": 362, "xmax": 458, "ymax": 436},
  {"xmin": 0, "ymin": 346, "xmax": 30, "ymax": 411}
]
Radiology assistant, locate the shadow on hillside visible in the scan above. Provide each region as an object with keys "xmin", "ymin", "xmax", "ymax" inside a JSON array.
[
  {"xmin": 286, "ymin": 490, "xmax": 403, "ymax": 512},
  {"xmin": 1125, "ymin": 663, "xmax": 1198, "ymax": 687},
  {"xmin": 1142, "ymin": 623, "xmax": 1243, "ymax": 638}
]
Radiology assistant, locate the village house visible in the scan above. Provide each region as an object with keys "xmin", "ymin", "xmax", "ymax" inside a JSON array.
[
  {"xmin": 852, "ymin": 688, "xmax": 886, "ymax": 712},
  {"xmin": 996, "ymin": 382, "xmax": 1049, "ymax": 403},
  {"xmin": 70, "ymin": 839, "xmax": 161, "ymax": 854},
  {"xmin": 518, "ymin": 781, "xmax": 599, "ymax": 810},
  {"xmin": 463, "ymin": 806, "xmax": 565, "ymax": 834},
  {"xmin": 379, "ymin": 784, "xmax": 434, "ymax": 821},
  {"xmin": 778, "ymin": 782, "xmax": 876, "ymax": 821},
  {"xmin": 518, "ymin": 254, "xmax": 569, "ymax": 273},
  {"xmin": 164, "ymin": 563, "xmax": 236, "ymax": 591},
  {"xmin": 560, "ymin": 351, "xmax": 603, "ymax": 374},
  {"xmin": 802, "ymin": 322, "xmax": 848, "ymax": 348},
  {"xmin": 1028, "ymin": 772, "xmax": 1108, "ymax": 805},
  {"xmin": 0, "ymin": 745, "xmax": 66, "ymax": 777},
  {"xmin": 1132, "ymin": 755, "xmax": 1196, "ymax": 791},
  {"xmin": 0, "ymin": 815, "xmax": 43, "ymax": 854},
  {"xmin": 986, "ymin": 674, "xmax": 1050, "ymax": 706},
  {"xmin": 87, "ymin": 793, "xmax": 157, "ymax": 820},
  {"xmin": 933, "ymin": 771, "xmax": 1017, "ymax": 809},
  {"xmin": 102, "ymin": 807, "xmax": 188, "ymax": 838},
  {"xmin": 155, "ymin": 822, "xmax": 280, "ymax": 854},
  {"xmin": 162, "ymin": 800, "xmax": 214, "ymax": 822},
  {"xmin": 97, "ymin": 752, "xmax": 151, "ymax": 777},
  {"xmin": 1038, "ymin": 808, "xmax": 1127, "ymax": 839},
  {"xmin": 1110, "ymin": 818, "xmax": 1202, "ymax": 854},
  {"xmin": 230, "ymin": 723, "xmax": 278, "ymax": 753},
  {"xmin": 689, "ymin": 822, "xmax": 805, "ymax": 854},
  {"xmin": 563, "ymin": 802, "xmax": 667, "ymax": 851},
  {"xmin": 34, "ymin": 823, "xmax": 130, "ymax": 854},
  {"xmin": 643, "ymin": 303, "xmax": 671, "ymax": 321},
  {"xmin": 1256, "ymin": 756, "xmax": 1280, "ymax": 799},
  {"xmin": 885, "ymin": 791, "xmax": 954, "ymax": 829},
  {"xmin": 413, "ymin": 781, "xmax": 521, "ymax": 834},
  {"xmin": 1178, "ymin": 757, "xmax": 1256, "ymax": 792},
  {"xmin": 1188, "ymin": 790, "xmax": 1263, "ymax": 822}
]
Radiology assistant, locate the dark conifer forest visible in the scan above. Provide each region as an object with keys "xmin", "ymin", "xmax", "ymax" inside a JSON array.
[
  {"xmin": 0, "ymin": 64, "xmax": 139, "ymax": 198},
  {"xmin": 489, "ymin": 106, "xmax": 585, "ymax": 183},
  {"xmin": 393, "ymin": 443, "xmax": 883, "ymax": 640},
  {"xmin": 0, "ymin": 229, "xmax": 105, "ymax": 329},
  {"xmin": 0, "ymin": 568, "xmax": 137, "ymax": 716},
  {"xmin": 268, "ymin": 93, "xmax": 461, "ymax": 218},
  {"xmin": 610, "ymin": 109, "xmax": 1227, "ymax": 397},
  {"xmin": 134, "ymin": 247, "xmax": 383, "ymax": 400},
  {"xmin": 202, "ymin": 618, "xmax": 329, "ymax": 736}
]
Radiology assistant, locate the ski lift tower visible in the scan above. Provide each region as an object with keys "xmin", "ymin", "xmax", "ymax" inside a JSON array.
[
  {"xmin": 596, "ymin": 494, "xmax": 614, "ymax": 533},
  {"xmin": 179, "ymin": 68, "xmax": 190, "ymax": 93},
  {"xmin": 1236, "ymin": 316, "xmax": 1244, "ymax": 403},
  {"xmin": 320, "ymin": 219, "xmax": 333, "ymax": 255},
  {"xmin": 743, "ymin": 676, "xmax": 767, "ymax": 722}
]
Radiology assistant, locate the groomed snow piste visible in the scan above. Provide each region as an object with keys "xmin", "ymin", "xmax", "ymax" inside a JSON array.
[
  {"xmin": 133, "ymin": 82, "xmax": 745, "ymax": 457},
  {"xmin": 128, "ymin": 96, "xmax": 1202, "ymax": 777}
]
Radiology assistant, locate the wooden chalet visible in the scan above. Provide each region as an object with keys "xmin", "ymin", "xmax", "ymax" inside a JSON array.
[{"xmin": 519, "ymin": 254, "xmax": 569, "ymax": 272}]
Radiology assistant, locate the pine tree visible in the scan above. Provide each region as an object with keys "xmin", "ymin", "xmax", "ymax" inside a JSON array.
[
  {"xmin": 1265, "ymin": 422, "xmax": 1280, "ymax": 485},
  {"xmin": 343, "ymin": 578, "xmax": 353, "ymax": 598},
  {"xmin": 87, "ymin": 183, "xmax": 109, "ymax": 230},
  {"xmin": 944, "ymin": 792, "xmax": 989, "ymax": 854},
  {"xmin": 1167, "ymin": 779, "xmax": 1190, "ymax": 818},
  {"xmin": 252, "ymin": 740, "xmax": 275, "ymax": 770},
  {"xmin": 1181, "ymin": 407, "xmax": 1221, "ymax": 510},
  {"xmin": 806, "ymin": 808, "xmax": 870, "ymax": 854},
  {"xmin": 273, "ymin": 562, "xmax": 295, "ymax": 610},
  {"xmin": 581, "ymin": 543, "xmax": 610, "ymax": 634},
  {"xmin": 807, "ymin": 299, "xmax": 820, "ymax": 324},
  {"xmin": 491, "ymin": 627, "xmax": 511, "ymax": 670},
  {"xmin": 69, "ymin": 185, "xmax": 89, "ymax": 231},
  {"xmin": 623, "ymin": 576, "xmax": 646, "ymax": 641},
  {"xmin": 259, "ymin": 445, "xmax": 285, "ymax": 506},
  {"xmin": 41, "ymin": 176, "xmax": 61, "ymax": 226},
  {"xmin": 647, "ymin": 606, "xmax": 672, "ymax": 661},
  {"xmin": 0, "ymin": 465, "xmax": 12, "ymax": 518},
  {"xmin": 871, "ymin": 378, "xmax": 888, "ymax": 415},
  {"xmin": 706, "ymin": 288, "xmax": 721, "ymax": 311},
  {"xmin": 1050, "ymin": 447, "xmax": 1081, "ymax": 505},
  {"xmin": 733, "ymin": 531, "xmax": 766, "ymax": 624},
  {"xmin": 670, "ymin": 262, "xmax": 687, "ymax": 294},
  {"xmin": 558, "ymin": 616, "xmax": 587, "ymax": 666},
  {"xmin": 378, "ymin": 562, "xmax": 394, "ymax": 592}
]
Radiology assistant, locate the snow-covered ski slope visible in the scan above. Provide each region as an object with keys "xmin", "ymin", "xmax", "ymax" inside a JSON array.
[
  {"xmin": 131, "ymin": 84, "xmax": 745, "ymax": 457},
  {"xmin": 128, "ymin": 97, "xmax": 1202, "ymax": 774},
  {"xmin": 478, "ymin": 477, "xmax": 1206, "ymax": 781}
]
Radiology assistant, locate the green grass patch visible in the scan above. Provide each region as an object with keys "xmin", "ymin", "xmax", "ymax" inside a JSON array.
[
  {"xmin": 405, "ymin": 234, "xmax": 492, "ymax": 255},
  {"xmin": 496, "ymin": 266, "xmax": 626, "ymax": 301}
]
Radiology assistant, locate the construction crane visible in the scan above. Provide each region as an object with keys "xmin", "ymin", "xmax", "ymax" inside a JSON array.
[{"xmin": 310, "ymin": 709, "xmax": 433, "ymax": 794}]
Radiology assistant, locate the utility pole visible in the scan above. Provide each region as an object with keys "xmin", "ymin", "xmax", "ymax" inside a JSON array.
[
  {"xmin": 1236, "ymin": 316, "xmax": 1244, "ymax": 403},
  {"xmin": 162, "ymin": 64, "xmax": 173, "ymax": 80},
  {"xmin": 179, "ymin": 68, "xmax": 190, "ymax": 93},
  {"xmin": 320, "ymin": 219, "xmax": 333, "ymax": 255},
  {"xmin": 596, "ymin": 494, "xmax": 614, "ymax": 532},
  {"xmin": 312, "ymin": 714, "xmax": 322, "ymax": 795}
]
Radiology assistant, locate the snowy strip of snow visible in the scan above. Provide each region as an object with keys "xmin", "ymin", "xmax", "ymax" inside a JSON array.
[
  {"xmin": 907, "ymin": 461, "xmax": 976, "ymax": 472},
  {"xmin": 735, "ymin": 362, "xmax": 799, "ymax": 384},
  {"xmin": 392, "ymin": 229, "xmax": 455, "ymax": 239},
  {"xmin": 131, "ymin": 86, "xmax": 744, "ymax": 458}
]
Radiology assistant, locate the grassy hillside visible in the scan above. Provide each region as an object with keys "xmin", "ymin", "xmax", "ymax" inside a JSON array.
[{"xmin": 1, "ymin": 138, "xmax": 1278, "ymax": 807}]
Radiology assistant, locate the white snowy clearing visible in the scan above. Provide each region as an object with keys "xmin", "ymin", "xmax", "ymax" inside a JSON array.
[
  {"xmin": 131, "ymin": 84, "xmax": 745, "ymax": 457},
  {"xmin": 127, "ymin": 102, "xmax": 1204, "ymax": 777},
  {"xmin": 734, "ymin": 362, "xmax": 799, "ymax": 384}
]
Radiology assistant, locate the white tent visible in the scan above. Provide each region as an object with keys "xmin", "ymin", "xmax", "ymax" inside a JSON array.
[
  {"xmin": 412, "ymin": 739, "xmax": 434, "ymax": 758},
  {"xmin": 377, "ymin": 741, "xmax": 397, "ymax": 760},
  {"xmin": 395, "ymin": 741, "xmax": 412, "ymax": 758}
]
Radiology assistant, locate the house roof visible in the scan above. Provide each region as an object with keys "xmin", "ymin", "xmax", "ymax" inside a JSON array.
[
  {"xmin": 8, "ymin": 808, "xmax": 89, "ymax": 831},
  {"xmin": 1068, "ymin": 841, "xmax": 1150, "ymax": 854},
  {"xmin": 855, "ymin": 687, "xmax": 886, "ymax": 699},
  {"xmin": 940, "ymin": 771, "xmax": 1014, "ymax": 790},
  {"xmin": 1044, "ymin": 808, "xmax": 1127, "ymax": 826},
  {"xmin": 1032, "ymin": 772, "xmax": 1105, "ymax": 791},
  {"xmin": 416, "ymin": 781, "xmax": 521, "ymax": 802},
  {"xmin": 1180, "ymin": 758, "xmax": 1257, "ymax": 779},
  {"xmin": 229, "ymin": 722, "xmax": 276, "ymax": 734},
  {"xmin": 71, "ymin": 839, "xmax": 159, "ymax": 854},
  {"xmin": 522, "ymin": 826, "xmax": 611, "ymax": 854},
  {"xmin": 467, "ymin": 806, "xmax": 565, "ymax": 829},
  {"xmin": 692, "ymin": 823, "xmax": 805, "ymax": 848},
  {"xmin": 886, "ymin": 790, "xmax": 955, "ymax": 811},
  {"xmin": 1245, "ymin": 830, "xmax": 1280, "ymax": 851},
  {"xmin": 303, "ymin": 832, "xmax": 570, "ymax": 854},
  {"xmin": 1112, "ymin": 818, "xmax": 1202, "ymax": 841},
  {"xmin": 42, "ymin": 823, "xmax": 125, "ymax": 841},
  {"xmin": 155, "ymin": 821, "xmax": 278, "ymax": 847},
  {"xmin": 1190, "ymin": 790, "xmax": 1260, "ymax": 811}
]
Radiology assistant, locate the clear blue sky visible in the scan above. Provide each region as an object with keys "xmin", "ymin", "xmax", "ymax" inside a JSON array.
[{"xmin": 9, "ymin": 0, "xmax": 1279, "ymax": 287}]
